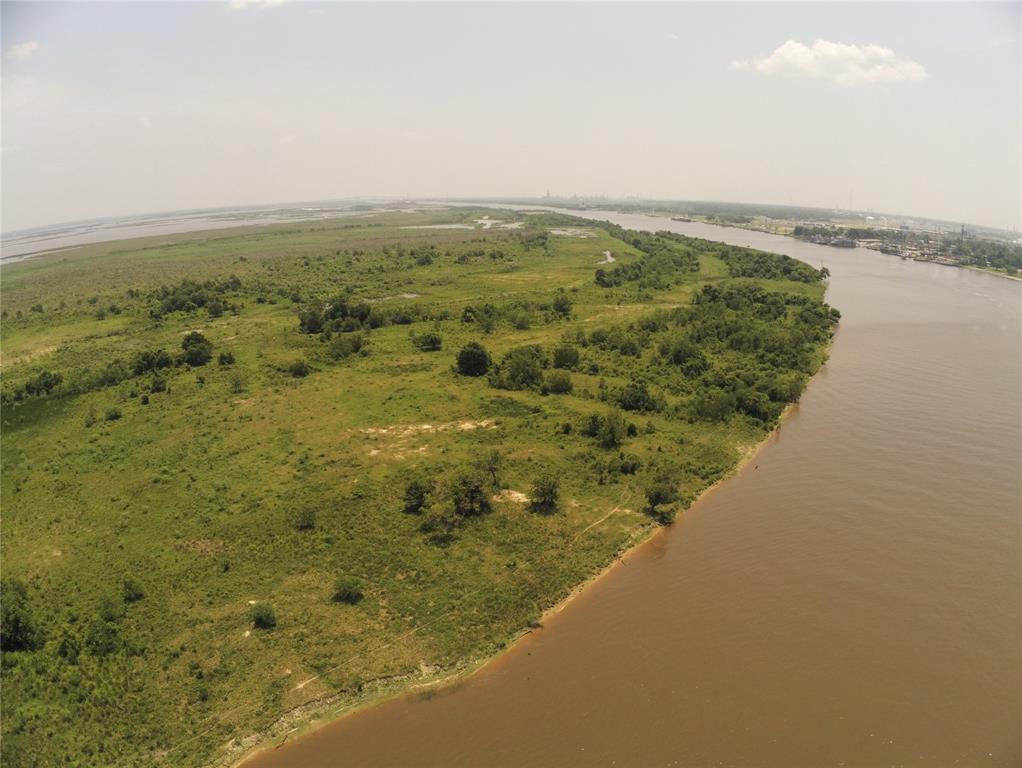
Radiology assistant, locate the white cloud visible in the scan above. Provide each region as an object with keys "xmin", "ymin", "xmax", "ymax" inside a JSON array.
[
  {"xmin": 7, "ymin": 40, "xmax": 40, "ymax": 60},
  {"xmin": 731, "ymin": 39, "xmax": 927, "ymax": 87},
  {"xmin": 229, "ymin": 0, "xmax": 285, "ymax": 9},
  {"xmin": 138, "ymin": 116, "xmax": 153, "ymax": 129}
]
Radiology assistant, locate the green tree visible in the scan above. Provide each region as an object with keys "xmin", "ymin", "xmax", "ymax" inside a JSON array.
[
  {"xmin": 645, "ymin": 466, "xmax": 681, "ymax": 524},
  {"xmin": 181, "ymin": 331, "xmax": 213, "ymax": 367},
  {"xmin": 552, "ymin": 293, "xmax": 572, "ymax": 318},
  {"xmin": 597, "ymin": 411, "xmax": 627, "ymax": 449},
  {"xmin": 529, "ymin": 474, "xmax": 560, "ymax": 515},
  {"xmin": 451, "ymin": 471, "xmax": 491, "ymax": 518},
  {"xmin": 456, "ymin": 342, "xmax": 491, "ymax": 376},
  {"xmin": 0, "ymin": 578, "xmax": 39, "ymax": 651},
  {"xmin": 552, "ymin": 344, "xmax": 580, "ymax": 370}
]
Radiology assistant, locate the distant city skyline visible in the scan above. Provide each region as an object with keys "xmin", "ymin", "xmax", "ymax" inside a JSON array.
[{"xmin": 2, "ymin": 2, "xmax": 1019, "ymax": 232}]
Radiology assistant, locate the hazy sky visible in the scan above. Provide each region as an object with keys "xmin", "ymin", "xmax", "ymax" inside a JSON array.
[{"xmin": 2, "ymin": 1, "xmax": 1019, "ymax": 232}]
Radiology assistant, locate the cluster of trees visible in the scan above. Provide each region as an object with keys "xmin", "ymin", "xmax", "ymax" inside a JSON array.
[
  {"xmin": 401, "ymin": 452, "xmax": 562, "ymax": 544},
  {"xmin": 676, "ymin": 283, "xmax": 838, "ymax": 423},
  {"xmin": 481, "ymin": 344, "xmax": 576, "ymax": 395},
  {"xmin": 3, "ymin": 332, "xmax": 221, "ymax": 405},
  {"xmin": 460, "ymin": 293, "xmax": 571, "ymax": 334},
  {"xmin": 298, "ymin": 295, "xmax": 442, "ymax": 336},
  {"xmin": 715, "ymin": 246, "xmax": 825, "ymax": 283},
  {"xmin": 955, "ymin": 240, "xmax": 1022, "ymax": 274},
  {"xmin": 594, "ymin": 228, "xmax": 699, "ymax": 288},
  {"xmin": 1, "ymin": 575, "xmax": 147, "ymax": 662},
  {"xmin": 149, "ymin": 276, "xmax": 241, "ymax": 319}
]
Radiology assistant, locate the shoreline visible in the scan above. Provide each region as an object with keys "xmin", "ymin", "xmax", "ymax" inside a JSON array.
[{"xmin": 229, "ymin": 393, "xmax": 810, "ymax": 767}]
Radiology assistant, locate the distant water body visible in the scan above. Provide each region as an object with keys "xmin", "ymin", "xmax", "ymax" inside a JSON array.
[
  {"xmin": 0, "ymin": 202, "xmax": 418, "ymax": 262},
  {"xmin": 239, "ymin": 208, "xmax": 1022, "ymax": 767}
]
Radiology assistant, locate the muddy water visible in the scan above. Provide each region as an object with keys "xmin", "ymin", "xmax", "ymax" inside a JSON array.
[{"xmin": 246, "ymin": 213, "xmax": 1022, "ymax": 767}]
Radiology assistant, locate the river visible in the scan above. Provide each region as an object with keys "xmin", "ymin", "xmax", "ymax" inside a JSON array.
[{"xmin": 244, "ymin": 211, "xmax": 1022, "ymax": 767}]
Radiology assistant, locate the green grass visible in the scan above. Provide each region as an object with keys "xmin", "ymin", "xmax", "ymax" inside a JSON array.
[{"xmin": 0, "ymin": 209, "xmax": 833, "ymax": 767}]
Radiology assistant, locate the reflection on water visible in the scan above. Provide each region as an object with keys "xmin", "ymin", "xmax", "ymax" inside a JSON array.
[{"xmin": 243, "ymin": 210, "xmax": 1020, "ymax": 768}]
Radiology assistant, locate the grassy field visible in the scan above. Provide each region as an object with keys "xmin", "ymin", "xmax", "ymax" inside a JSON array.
[{"xmin": 0, "ymin": 207, "xmax": 837, "ymax": 766}]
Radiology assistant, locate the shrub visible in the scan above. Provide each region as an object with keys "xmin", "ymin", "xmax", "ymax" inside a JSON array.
[
  {"xmin": 288, "ymin": 360, "xmax": 311, "ymax": 378},
  {"xmin": 450, "ymin": 471, "xmax": 491, "ymax": 518},
  {"xmin": 122, "ymin": 579, "xmax": 145, "ymax": 603},
  {"xmin": 597, "ymin": 411, "xmax": 627, "ymax": 449},
  {"xmin": 403, "ymin": 478, "xmax": 432, "ymax": 515},
  {"xmin": 207, "ymin": 300, "xmax": 225, "ymax": 318},
  {"xmin": 150, "ymin": 376, "xmax": 167, "ymax": 393},
  {"xmin": 181, "ymin": 332, "xmax": 213, "ymax": 367},
  {"xmin": 218, "ymin": 351, "xmax": 235, "ymax": 366},
  {"xmin": 105, "ymin": 407, "xmax": 122, "ymax": 421},
  {"xmin": 529, "ymin": 474, "xmax": 560, "ymax": 515},
  {"xmin": 456, "ymin": 342, "xmax": 491, "ymax": 376},
  {"xmin": 23, "ymin": 370, "xmax": 63, "ymax": 398},
  {"xmin": 490, "ymin": 345, "xmax": 546, "ymax": 390},
  {"xmin": 0, "ymin": 578, "xmax": 39, "ymax": 651},
  {"xmin": 552, "ymin": 344, "xmax": 579, "ymax": 370},
  {"xmin": 85, "ymin": 618, "xmax": 119, "ymax": 656},
  {"xmin": 329, "ymin": 334, "xmax": 366, "ymax": 360},
  {"xmin": 645, "ymin": 466, "xmax": 681, "ymax": 524},
  {"xmin": 552, "ymin": 293, "xmax": 572, "ymax": 317},
  {"xmin": 294, "ymin": 508, "xmax": 316, "ymax": 531},
  {"xmin": 332, "ymin": 576, "xmax": 364, "ymax": 605},
  {"xmin": 411, "ymin": 331, "xmax": 442, "ymax": 352},
  {"xmin": 544, "ymin": 370, "xmax": 573, "ymax": 395},
  {"xmin": 251, "ymin": 603, "xmax": 277, "ymax": 629},
  {"xmin": 616, "ymin": 381, "xmax": 659, "ymax": 412}
]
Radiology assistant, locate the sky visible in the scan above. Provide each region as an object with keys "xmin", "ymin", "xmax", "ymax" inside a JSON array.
[{"xmin": 1, "ymin": 1, "xmax": 1019, "ymax": 232}]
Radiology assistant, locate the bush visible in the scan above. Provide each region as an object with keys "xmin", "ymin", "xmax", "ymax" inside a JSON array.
[
  {"xmin": 596, "ymin": 411, "xmax": 625, "ymax": 447},
  {"xmin": 181, "ymin": 332, "xmax": 213, "ymax": 367},
  {"xmin": 288, "ymin": 360, "xmax": 311, "ymax": 378},
  {"xmin": 490, "ymin": 345, "xmax": 546, "ymax": 390},
  {"xmin": 544, "ymin": 370, "xmax": 573, "ymax": 395},
  {"xmin": 616, "ymin": 381, "xmax": 659, "ymax": 412},
  {"xmin": 332, "ymin": 576, "xmax": 364, "ymax": 605},
  {"xmin": 645, "ymin": 466, "xmax": 681, "ymax": 524},
  {"xmin": 218, "ymin": 351, "xmax": 235, "ymax": 366},
  {"xmin": 552, "ymin": 344, "xmax": 579, "ymax": 370},
  {"xmin": 456, "ymin": 342, "xmax": 491, "ymax": 376},
  {"xmin": 294, "ymin": 508, "xmax": 316, "ymax": 531},
  {"xmin": 0, "ymin": 578, "xmax": 39, "ymax": 651},
  {"xmin": 403, "ymin": 478, "xmax": 432, "ymax": 515},
  {"xmin": 411, "ymin": 331, "xmax": 442, "ymax": 352},
  {"xmin": 552, "ymin": 293, "xmax": 572, "ymax": 317},
  {"xmin": 122, "ymin": 579, "xmax": 145, "ymax": 603},
  {"xmin": 150, "ymin": 376, "xmax": 167, "ymax": 393},
  {"xmin": 251, "ymin": 603, "xmax": 277, "ymax": 629},
  {"xmin": 105, "ymin": 407, "xmax": 122, "ymax": 421},
  {"xmin": 450, "ymin": 471, "xmax": 491, "ymax": 518},
  {"xmin": 529, "ymin": 474, "xmax": 560, "ymax": 515},
  {"xmin": 329, "ymin": 334, "xmax": 366, "ymax": 361},
  {"xmin": 207, "ymin": 300, "xmax": 225, "ymax": 318}
]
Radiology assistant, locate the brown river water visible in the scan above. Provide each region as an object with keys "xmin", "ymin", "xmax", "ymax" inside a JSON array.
[{"xmin": 245, "ymin": 212, "xmax": 1021, "ymax": 768}]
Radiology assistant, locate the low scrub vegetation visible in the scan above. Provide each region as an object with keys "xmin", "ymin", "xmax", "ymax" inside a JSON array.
[{"xmin": 0, "ymin": 209, "xmax": 836, "ymax": 767}]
